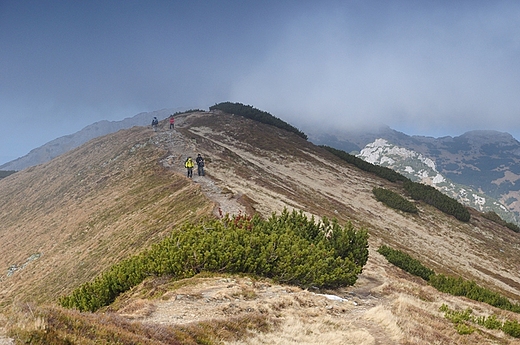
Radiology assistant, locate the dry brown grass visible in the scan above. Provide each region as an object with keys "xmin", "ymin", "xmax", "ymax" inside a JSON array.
[
  {"xmin": 0, "ymin": 127, "xmax": 214, "ymax": 309},
  {"xmin": 2, "ymin": 111, "xmax": 520, "ymax": 343}
]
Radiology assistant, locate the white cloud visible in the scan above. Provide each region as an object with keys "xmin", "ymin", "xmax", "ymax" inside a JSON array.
[{"xmin": 231, "ymin": 2, "xmax": 520, "ymax": 139}]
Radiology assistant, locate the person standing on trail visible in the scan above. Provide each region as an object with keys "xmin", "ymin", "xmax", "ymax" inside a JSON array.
[
  {"xmin": 169, "ymin": 115, "xmax": 175, "ymax": 130},
  {"xmin": 151, "ymin": 117, "xmax": 159, "ymax": 131},
  {"xmin": 196, "ymin": 153, "xmax": 205, "ymax": 176},
  {"xmin": 185, "ymin": 156, "xmax": 194, "ymax": 178}
]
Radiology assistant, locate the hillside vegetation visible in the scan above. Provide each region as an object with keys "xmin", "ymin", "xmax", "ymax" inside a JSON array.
[
  {"xmin": 323, "ymin": 145, "xmax": 471, "ymax": 222},
  {"xmin": 59, "ymin": 210, "xmax": 368, "ymax": 312},
  {"xmin": 2, "ymin": 110, "xmax": 520, "ymax": 344},
  {"xmin": 210, "ymin": 102, "xmax": 308, "ymax": 140},
  {"xmin": 0, "ymin": 126, "xmax": 214, "ymax": 307},
  {"xmin": 0, "ymin": 170, "xmax": 16, "ymax": 179}
]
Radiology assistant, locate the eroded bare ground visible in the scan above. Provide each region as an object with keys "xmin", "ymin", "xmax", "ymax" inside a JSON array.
[
  {"xmin": 118, "ymin": 112, "xmax": 520, "ymax": 344},
  {"xmin": 114, "ymin": 250, "xmax": 401, "ymax": 345},
  {"xmin": 114, "ymin": 248, "xmax": 520, "ymax": 344}
]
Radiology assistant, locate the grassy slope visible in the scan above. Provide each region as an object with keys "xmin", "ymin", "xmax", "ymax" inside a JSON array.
[
  {"xmin": 182, "ymin": 113, "xmax": 520, "ymax": 301},
  {"xmin": 2, "ymin": 111, "xmax": 520, "ymax": 343},
  {"xmin": 0, "ymin": 126, "xmax": 214, "ymax": 308}
]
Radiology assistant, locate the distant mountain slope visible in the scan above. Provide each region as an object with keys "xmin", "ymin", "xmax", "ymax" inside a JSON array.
[
  {"xmin": 0, "ymin": 108, "xmax": 176, "ymax": 171},
  {"xmin": 311, "ymin": 127, "xmax": 520, "ymax": 217},
  {"xmin": 358, "ymin": 138, "xmax": 517, "ymax": 224}
]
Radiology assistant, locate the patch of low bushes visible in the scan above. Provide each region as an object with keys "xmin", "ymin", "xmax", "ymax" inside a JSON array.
[
  {"xmin": 483, "ymin": 211, "xmax": 520, "ymax": 233},
  {"xmin": 403, "ymin": 180, "xmax": 471, "ymax": 222},
  {"xmin": 174, "ymin": 109, "xmax": 206, "ymax": 115},
  {"xmin": 378, "ymin": 245, "xmax": 520, "ymax": 313},
  {"xmin": 60, "ymin": 209, "xmax": 369, "ymax": 312},
  {"xmin": 372, "ymin": 187, "xmax": 418, "ymax": 214},
  {"xmin": 322, "ymin": 146, "xmax": 470, "ymax": 222},
  {"xmin": 320, "ymin": 146, "xmax": 407, "ymax": 183},
  {"xmin": 429, "ymin": 274, "xmax": 520, "ymax": 312},
  {"xmin": 210, "ymin": 102, "xmax": 307, "ymax": 140},
  {"xmin": 439, "ymin": 304, "xmax": 520, "ymax": 338},
  {"xmin": 0, "ymin": 170, "xmax": 16, "ymax": 179},
  {"xmin": 377, "ymin": 245, "xmax": 433, "ymax": 281}
]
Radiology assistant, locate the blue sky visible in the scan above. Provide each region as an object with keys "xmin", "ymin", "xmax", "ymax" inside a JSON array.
[{"xmin": 2, "ymin": 1, "xmax": 520, "ymax": 164}]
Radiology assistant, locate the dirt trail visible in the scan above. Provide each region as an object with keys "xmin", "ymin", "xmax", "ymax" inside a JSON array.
[
  {"xmin": 117, "ymin": 252, "xmax": 401, "ymax": 345},
  {"xmin": 153, "ymin": 118, "xmax": 245, "ymax": 218},
  {"xmin": 133, "ymin": 118, "xmax": 402, "ymax": 344}
]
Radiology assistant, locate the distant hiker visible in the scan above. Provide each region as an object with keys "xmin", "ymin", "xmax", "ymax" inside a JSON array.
[
  {"xmin": 196, "ymin": 153, "xmax": 205, "ymax": 176},
  {"xmin": 185, "ymin": 156, "xmax": 194, "ymax": 178},
  {"xmin": 169, "ymin": 115, "xmax": 175, "ymax": 129},
  {"xmin": 152, "ymin": 117, "xmax": 159, "ymax": 131}
]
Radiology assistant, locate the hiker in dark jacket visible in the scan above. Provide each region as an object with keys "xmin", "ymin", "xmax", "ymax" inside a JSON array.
[
  {"xmin": 151, "ymin": 117, "xmax": 158, "ymax": 131},
  {"xmin": 196, "ymin": 153, "xmax": 205, "ymax": 176}
]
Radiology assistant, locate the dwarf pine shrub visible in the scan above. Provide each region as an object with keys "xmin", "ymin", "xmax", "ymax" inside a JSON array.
[
  {"xmin": 210, "ymin": 102, "xmax": 307, "ymax": 139},
  {"xmin": 320, "ymin": 146, "xmax": 408, "ymax": 183},
  {"xmin": 440, "ymin": 304, "xmax": 520, "ymax": 338},
  {"xmin": 377, "ymin": 245, "xmax": 433, "ymax": 281},
  {"xmin": 0, "ymin": 170, "xmax": 16, "ymax": 179},
  {"xmin": 373, "ymin": 187, "xmax": 418, "ymax": 213},
  {"xmin": 483, "ymin": 211, "xmax": 520, "ymax": 233},
  {"xmin": 403, "ymin": 180, "xmax": 470, "ymax": 222},
  {"xmin": 503, "ymin": 319, "xmax": 520, "ymax": 338},
  {"xmin": 60, "ymin": 209, "xmax": 369, "ymax": 312},
  {"xmin": 379, "ymin": 245, "xmax": 520, "ymax": 314},
  {"xmin": 429, "ymin": 274, "xmax": 520, "ymax": 312}
]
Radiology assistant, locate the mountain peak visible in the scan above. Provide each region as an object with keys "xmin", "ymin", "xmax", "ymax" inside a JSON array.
[{"xmin": 458, "ymin": 130, "xmax": 517, "ymax": 144}]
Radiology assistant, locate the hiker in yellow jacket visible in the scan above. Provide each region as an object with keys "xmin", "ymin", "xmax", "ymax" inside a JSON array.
[{"xmin": 185, "ymin": 156, "xmax": 194, "ymax": 178}]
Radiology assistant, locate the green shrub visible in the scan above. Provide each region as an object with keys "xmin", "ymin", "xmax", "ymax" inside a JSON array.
[
  {"xmin": 377, "ymin": 245, "xmax": 433, "ymax": 281},
  {"xmin": 482, "ymin": 315, "xmax": 503, "ymax": 330},
  {"xmin": 321, "ymin": 146, "xmax": 470, "ymax": 222},
  {"xmin": 439, "ymin": 305, "xmax": 475, "ymax": 334},
  {"xmin": 381, "ymin": 245, "xmax": 520, "ymax": 315},
  {"xmin": 210, "ymin": 102, "xmax": 307, "ymax": 140},
  {"xmin": 455, "ymin": 323, "xmax": 475, "ymax": 335},
  {"xmin": 503, "ymin": 319, "xmax": 520, "ymax": 338},
  {"xmin": 372, "ymin": 187, "xmax": 418, "ymax": 213},
  {"xmin": 60, "ymin": 209, "xmax": 369, "ymax": 312},
  {"xmin": 483, "ymin": 211, "xmax": 520, "ymax": 233},
  {"xmin": 429, "ymin": 274, "xmax": 520, "ymax": 312},
  {"xmin": 443, "ymin": 307, "xmax": 473, "ymax": 324},
  {"xmin": 0, "ymin": 170, "xmax": 16, "ymax": 179},
  {"xmin": 174, "ymin": 108, "xmax": 206, "ymax": 115},
  {"xmin": 439, "ymin": 304, "xmax": 520, "ymax": 338},
  {"xmin": 403, "ymin": 180, "xmax": 470, "ymax": 222},
  {"xmin": 320, "ymin": 146, "xmax": 408, "ymax": 183}
]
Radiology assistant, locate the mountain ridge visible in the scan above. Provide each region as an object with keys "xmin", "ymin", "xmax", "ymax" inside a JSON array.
[
  {"xmin": 0, "ymin": 108, "xmax": 178, "ymax": 171},
  {"xmin": 2, "ymin": 111, "xmax": 520, "ymax": 343},
  {"xmin": 5, "ymin": 108, "xmax": 519, "ymax": 222}
]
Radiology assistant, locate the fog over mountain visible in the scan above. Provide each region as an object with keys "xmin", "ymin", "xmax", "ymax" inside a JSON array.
[{"xmin": 3, "ymin": 2, "xmax": 520, "ymax": 165}]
